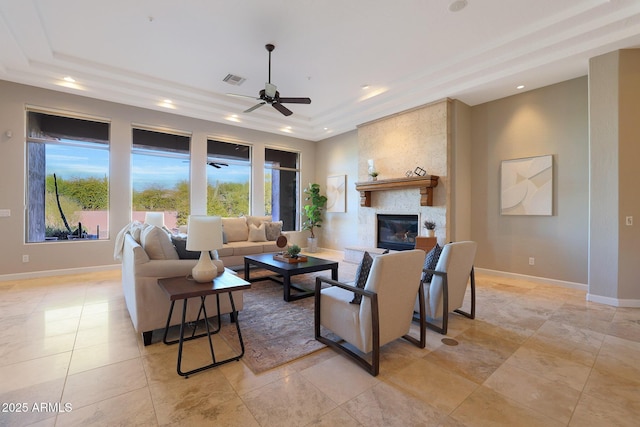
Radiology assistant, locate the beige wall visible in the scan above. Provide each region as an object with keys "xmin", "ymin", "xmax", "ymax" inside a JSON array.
[
  {"xmin": 313, "ymin": 130, "xmax": 359, "ymax": 250},
  {"xmin": 470, "ymin": 77, "xmax": 589, "ymax": 284},
  {"xmin": 0, "ymin": 80, "xmax": 316, "ymax": 277},
  {"xmin": 589, "ymin": 50, "xmax": 640, "ymax": 303}
]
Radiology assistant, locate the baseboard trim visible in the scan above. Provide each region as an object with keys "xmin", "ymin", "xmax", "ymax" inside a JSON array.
[
  {"xmin": 0, "ymin": 264, "xmax": 120, "ymax": 282},
  {"xmin": 586, "ymin": 293, "xmax": 640, "ymax": 308},
  {"xmin": 475, "ymin": 268, "xmax": 588, "ymax": 291}
]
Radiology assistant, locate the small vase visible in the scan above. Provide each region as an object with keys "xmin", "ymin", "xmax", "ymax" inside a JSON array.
[{"xmin": 426, "ymin": 229, "xmax": 435, "ymax": 238}]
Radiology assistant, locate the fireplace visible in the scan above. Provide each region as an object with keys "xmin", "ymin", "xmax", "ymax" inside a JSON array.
[{"xmin": 376, "ymin": 214, "xmax": 419, "ymax": 251}]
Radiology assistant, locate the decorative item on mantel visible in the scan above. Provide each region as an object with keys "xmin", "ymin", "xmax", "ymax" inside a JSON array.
[
  {"xmin": 423, "ymin": 220, "xmax": 436, "ymax": 237},
  {"xmin": 368, "ymin": 159, "xmax": 379, "ymax": 181}
]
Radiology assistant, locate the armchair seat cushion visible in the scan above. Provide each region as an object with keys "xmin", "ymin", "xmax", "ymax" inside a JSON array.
[{"xmin": 319, "ymin": 285, "xmax": 364, "ymax": 350}]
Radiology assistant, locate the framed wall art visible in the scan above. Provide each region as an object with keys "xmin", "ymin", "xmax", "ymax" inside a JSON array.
[
  {"xmin": 326, "ymin": 175, "xmax": 346, "ymax": 213},
  {"xmin": 501, "ymin": 155, "xmax": 553, "ymax": 216}
]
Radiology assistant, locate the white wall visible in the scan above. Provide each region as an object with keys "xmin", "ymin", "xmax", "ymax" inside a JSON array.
[{"xmin": 0, "ymin": 80, "xmax": 316, "ymax": 277}]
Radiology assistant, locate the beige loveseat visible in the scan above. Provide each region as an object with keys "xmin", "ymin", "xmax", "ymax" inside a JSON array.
[{"xmin": 117, "ymin": 216, "xmax": 286, "ymax": 345}]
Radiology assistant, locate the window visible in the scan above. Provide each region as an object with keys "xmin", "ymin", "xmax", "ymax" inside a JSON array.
[
  {"xmin": 207, "ymin": 140, "xmax": 251, "ymax": 217},
  {"xmin": 265, "ymin": 148, "xmax": 299, "ymax": 231},
  {"xmin": 26, "ymin": 110, "xmax": 110, "ymax": 242},
  {"xmin": 131, "ymin": 128, "xmax": 191, "ymax": 231}
]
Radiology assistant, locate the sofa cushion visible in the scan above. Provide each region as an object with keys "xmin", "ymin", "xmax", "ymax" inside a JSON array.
[
  {"xmin": 141, "ymin": 226, "xmax": 179, "ymax": 260},
  {"xmin": 261, "ymin": 241, "xmax": 279, "ymax": 252},
  {"xmin": 248, "ymin": 223, "xmax": 267, "ymax": 242},
  {"xmin": 245, "ymin": 215, "xmax": 271, "ymax": 228},
  {"xmin": 225, "ymin": 241, "xmax": 266, "ymax": 256},
  {"xmin": 130, "ymin": 221, "xmax": 148, "ymax": 243},
  {"xmin": 262, "ymin": 221, "xmax": 283, "ymax": 241},
  {"xmin": 216, "ymin": 245, "xmax": 235, "ymax": 257},
  {"xmin": 222, "ymin": 217, "xmax": 248, "ymax": 242}
]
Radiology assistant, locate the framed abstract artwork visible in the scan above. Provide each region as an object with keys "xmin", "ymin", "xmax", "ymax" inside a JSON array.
[
  {"xmin": 326, "ymin": 175, "xmax": 346, "ymax": 213},
  {"xmin": 501, "ymin": 155, "xmax": 553, "ymax": 215}
]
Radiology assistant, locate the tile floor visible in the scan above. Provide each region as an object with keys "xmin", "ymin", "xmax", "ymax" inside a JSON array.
[{"xmin": 1, "ymin": 252, "xmax": 639, "ymax": 426}]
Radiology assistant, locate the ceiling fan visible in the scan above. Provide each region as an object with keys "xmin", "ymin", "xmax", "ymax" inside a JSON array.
[
  {"xmin": 227, "ymin": 44, "xmax": 311, "ymax": 116},
  {"xmin": 207, "ymin": 162, "xmax": 228, "ymax": 169}
]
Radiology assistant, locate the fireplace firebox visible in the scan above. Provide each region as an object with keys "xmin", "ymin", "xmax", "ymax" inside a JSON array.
[{"xmin": 376, "ymin": 214, "xmax": 419, "ymax": 251}]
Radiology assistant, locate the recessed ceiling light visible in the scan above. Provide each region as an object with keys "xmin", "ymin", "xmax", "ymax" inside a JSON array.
[
  {"xmin": 516, "ymin": 85, "xmax": 525, "ymax": 90},
  {"xmin": 163, "ymin": 99, "xmax": 173, "ymax": 104},
  {"xmin": 449, "ymin": 0, "xmax": 468, "ymax": 12},
  {"xmin": 63, "ymin": 76, "xmax": 75, "ymax": 83},
  {"xmin": 361, "ymin": 84, "xmax": 370, "ymax": 90}
]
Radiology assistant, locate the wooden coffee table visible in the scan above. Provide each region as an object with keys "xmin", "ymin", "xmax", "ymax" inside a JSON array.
[{"xmin": 244, "ymin": 253, "xmax": 338, "ymax": 302}]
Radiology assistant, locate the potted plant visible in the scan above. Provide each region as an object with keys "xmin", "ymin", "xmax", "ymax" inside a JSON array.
[
  {"xmin": 286, "ymin": 244, "xmax": 301, "ymax": 259},
  {"xmin": 369, "ymin": 171, "xmax": 379, "ymax": 181},
  {"xmin": 302, "ymin": 183, "xmax": 327, "ymax": 253},
  {"xmin": 423, "ymin": 220, "xmax": 436, "ymax": 237}
]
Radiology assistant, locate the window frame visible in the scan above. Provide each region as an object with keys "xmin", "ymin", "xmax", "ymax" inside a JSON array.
[{"xmin": 25, "ymin": 108, "xmax": 111, "ymax": 243}]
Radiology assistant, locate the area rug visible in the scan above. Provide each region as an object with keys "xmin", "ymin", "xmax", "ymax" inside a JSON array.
[{"xmin": 219, "ymin": 270, "xmax": 341, "ymax": 374}]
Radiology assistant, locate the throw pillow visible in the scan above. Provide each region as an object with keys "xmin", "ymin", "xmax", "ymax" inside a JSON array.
[
  {"xmin": 262, "ymin": 221, "xmax": 283, "ymax": 241},
  {"xmin": 141, "ymin": 226, "xmax": 179, "ymax": 260},
  {"xmin": 171, "ymin": 236, "xmax": 199, "ymax": 259},
  {"xmin": 244, "ymin": 215, "xmax": 272, "ymax": 228},
  {"xmin": 221, "ymin": 217, "xmax": 248, "ymax": 242},
  {"xmin": 248, "ymin": 223, "xmax": 267, "ymax": 242},
  {"xmin": 422, "ymin": 243, "xmax": 442, "ymax": 283},
  {"xmin": 350, "ymin": 251, "xmax": 373, "ymax": 304}
]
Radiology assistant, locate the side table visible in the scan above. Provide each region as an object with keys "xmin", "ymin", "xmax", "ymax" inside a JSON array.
[{"xmin": 158, "ymin": 270, "xmax": 251, "ymax": 378}]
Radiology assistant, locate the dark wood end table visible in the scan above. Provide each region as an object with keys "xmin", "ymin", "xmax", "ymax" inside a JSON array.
[
  {"xmin": 158, "ymin": 270, "xmax": 251, "ymax": 378},
  {"xmin": 244, "ymin": 253, "xmax": 338, "ymax": 302}
]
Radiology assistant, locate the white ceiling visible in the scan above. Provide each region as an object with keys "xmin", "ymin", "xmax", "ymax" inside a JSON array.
[{"xmin": 2, "ymin": 0, "xmax": 640, "ymax": 141}]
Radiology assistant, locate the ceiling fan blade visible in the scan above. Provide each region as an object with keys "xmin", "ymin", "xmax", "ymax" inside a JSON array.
[
  {"xmin": 244, "ymin": 102, "xmax": 266, "ymax": 113},
  {"xmin": 278, "ymin": 97, "xmax": 311, "ymax": 104},
  {"xmin": 272, "ymin": 102, "xmax": 293, "ymax": 116},
  {"xmin": 227, "ymin": 93, "xmax": 260, "ymax": 100}
]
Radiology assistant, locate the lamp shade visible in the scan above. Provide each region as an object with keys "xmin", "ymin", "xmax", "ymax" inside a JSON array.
[
  {"xmin": 186, "ymin": 216, "xmax": 224, "ymax": 283},
  {"xmin": 186, "ymin": 216, "xmax": 223, "ymax": 251},
  {"xmin": 145, "ymin": 212, "xmax": 165, "ymax": 228}
]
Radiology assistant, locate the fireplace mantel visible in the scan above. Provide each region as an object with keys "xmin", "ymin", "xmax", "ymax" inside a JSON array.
[{"xmin": 355, "ymin": 175, "xmax": 439, "ymax": 207}]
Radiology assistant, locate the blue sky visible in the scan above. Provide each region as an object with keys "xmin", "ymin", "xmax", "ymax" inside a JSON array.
[{"xmin": 46, "ymin": 144, "xmax": 250, "ymax": 191}]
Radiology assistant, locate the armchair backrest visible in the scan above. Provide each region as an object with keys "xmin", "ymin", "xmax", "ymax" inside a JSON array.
[
  {"xmin": 359, "ymin": 249, "xmax": 425, "ymax": 350},
  {"xmin": 427, "ymin": 241, "xmax": 477, "ymax": 318}
]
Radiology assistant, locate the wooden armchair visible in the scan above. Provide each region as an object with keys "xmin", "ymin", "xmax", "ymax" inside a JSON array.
[
  {"xmin": 314, "ymin": 250, "xmax": 426, "ymax": 376},
  {"xmin": 415, "ymin": 241, "xmax": 477, "ymax": 334}
]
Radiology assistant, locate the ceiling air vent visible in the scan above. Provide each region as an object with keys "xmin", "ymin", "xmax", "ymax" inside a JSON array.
[{"xmin": 223, "ymin": 74, "xmax": 246, "ymax": 86}]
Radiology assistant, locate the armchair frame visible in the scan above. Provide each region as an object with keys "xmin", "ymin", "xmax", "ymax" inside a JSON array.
[
  {"xmin": 315, "ymin": 276, "xmax": 425, "ymax": 376},
  {"xmin": 417, "ymin": 266, "xmax": 476, "ymax": 335}
]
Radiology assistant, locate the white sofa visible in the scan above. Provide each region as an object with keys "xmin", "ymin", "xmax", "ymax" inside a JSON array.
[
  {"xmin": 118, "ymin": 215, "xmax": 288, "ymax": 345},
  {"xmin": 121, "ymin": 232, "xmax": 244, "ymax": 345}
]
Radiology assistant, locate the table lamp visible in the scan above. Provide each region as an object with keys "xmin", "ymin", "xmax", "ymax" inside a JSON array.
[
  {"xmin": 186, "ymin": 215, "xmax": 224, "ymax": 282},
  {"xmin": 145, "ymin": 212, "xmax": 165, "ymax": 228}
]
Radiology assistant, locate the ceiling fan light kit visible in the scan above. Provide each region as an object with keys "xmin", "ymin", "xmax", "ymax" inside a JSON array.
[{"xmin": 227, "ymin": 44, "xmax": 311, "ymax": 117}]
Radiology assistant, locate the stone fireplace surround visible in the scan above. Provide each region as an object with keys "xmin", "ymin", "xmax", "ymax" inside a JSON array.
[{"xmin": 351, "ymin": 99, "xmax": 450, "ymax": 257}]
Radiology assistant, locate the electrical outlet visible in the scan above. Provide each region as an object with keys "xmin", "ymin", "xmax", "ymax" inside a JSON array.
[
  {"xmin": 0, "ymin": 209, "xmax": 10, "ymax": 217},
  {"xmin": 22, "ymin": 255, "xmax": 29, "ymax": 263},
  {"xmin": 529, "ymin": 257, "xmax": 535, "ymax": 266},
  {"xmin": 626, "ymin": 216, "xmax": 633, "ymax": 226}
]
